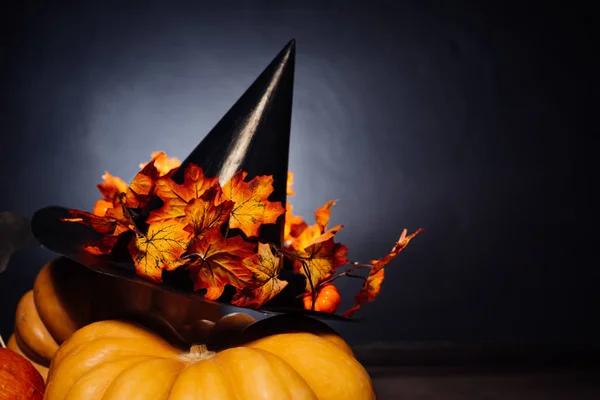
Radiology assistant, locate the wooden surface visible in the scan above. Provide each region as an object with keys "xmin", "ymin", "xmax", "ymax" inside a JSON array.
[
  {"xmin": 367, "ymin": 367, "xmax": 600, "ymax": 399},
  {"xmin": 356, "ymin": 343, "xmax": 600, "ymax": 399}
]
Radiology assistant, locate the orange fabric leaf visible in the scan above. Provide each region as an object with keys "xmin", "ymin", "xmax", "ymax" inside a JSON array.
[
  {"xmin": 291, "ymin": 223, "xmax": 343, "ymax": 252},
  {"xmin": 63, "ymin": 209, "xmax": 125, "ymax": 235},
  {"xmin": 97, "ymin": 171, "xmax": 128, "ymax": 202},
  {"xmin": 183, "ymin": 187, "xmax": 234, "ymax": 237},
  {"xmin": 231, "ymin": 243, "xmax": 288, "ymax": 308},
  {"xmin": 371, "ymin": 228, "xmax": 423, "ymax": 273},
  {"xmin": 83, "ymin": 235, "xmax": 121, "ymax": 256},
  {"xmin": 285, "ymin": 199, "xmax": 342, "ymax": 251},
  {"xmin": 147, "ymin": 163, "xmax": 219, "ymax": 224},
  {"xmin": 124, "ymin": 152, "xmax": 166, "ymax": 209},
  {"xmin": 92, "ymin": 199, "xmax": 114, "ymax": 217},
  {"xmin": 186, "ymin": 229, "xmax": 255, "ymax": 300},
  {"xmin": 139, "ymin": 151, "xmax": 181, "ymax": 177},
  {"xmin": 286, "ymin": 171, "xmax": 295, "ymax": 196},
  {"xmin": 314, "ymin": 200, "xmax": 336, "ymax": 231},
  {"xmin": 341, "ymin": 268, "xmax": 385, "ymax": 318},
  {"xmin": 221, "ymin": 170, "xmax": 285, "ymax": 238},
  {"xmin": 341, "ymin": 228, "xmax": 422, "ymax": 317},
  {"xmin": 128, "ymin": 220, "xmax": 192, "ymax": 283},
  {"xmin": 295, "ymin": 238, "xmax": 348, "ymax": 292},
  {"xmin": 62, "ymin": 200, "xmax": 137, "ymax": 256},
  {"xmin": 283, "ymin": 202, "xmax": 306, "ymax": 245}
]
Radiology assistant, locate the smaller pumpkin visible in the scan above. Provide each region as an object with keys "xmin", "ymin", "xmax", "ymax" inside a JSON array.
[
  {"xmin": 44, "ymin": 314, "xmax": 375, "ymax": 400},
  {"xmin": 9, "ymin": 256, "xmax": 224, "ymax": 382},
  {"xmin": 303, "ymin": 284, "xmax": 342, "ymax": 313},
  {"xmin": 0, "ymin": 347, "xmax": 45, "ymax": 400}
]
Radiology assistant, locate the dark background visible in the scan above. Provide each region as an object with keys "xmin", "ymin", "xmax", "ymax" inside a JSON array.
[{"xmin": 0, "ymin": 1, "xmax": 595, "ymax": 347}]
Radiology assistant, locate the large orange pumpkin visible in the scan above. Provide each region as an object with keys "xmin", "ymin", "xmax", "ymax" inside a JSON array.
[
  {"xmin": 44, "ymin": 314, "xmax": 375, "ymax": 400},
  {"xmin": 9, "ymin": 257, "xmax": 222, "ymax": 380}
]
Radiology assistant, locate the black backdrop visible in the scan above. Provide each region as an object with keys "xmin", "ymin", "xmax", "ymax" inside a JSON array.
[{"xmin": 0, "ymin": 1, "xmax": 595, "ymax": 346}]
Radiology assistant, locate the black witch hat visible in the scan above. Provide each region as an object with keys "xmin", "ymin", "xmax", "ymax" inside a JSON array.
[{"xmin": 31, "ymin": 40, "xmax": 349, "ymax": 321}]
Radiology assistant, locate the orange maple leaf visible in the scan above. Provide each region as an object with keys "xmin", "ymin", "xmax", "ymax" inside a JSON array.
[
  {"xmin": 314, "ymin": 200, "xmax": 336, "ymax": 231},
  {"xmin": 341, "ymin": 268, "xmax": 385, "ymax": 318},
  {"xmin": 92, "ymin": 172, "xmax": 129, "ymax": 216},
  {"xmin": 83, "ymin": 235, "xmax": 121, "ymax": 256},
  {"xmin": 287, "ymin": 171, "xmax": 295, "ymax": 196},
  {"xmin": 287, "ymin": 200, "xmax": 343, "ymax": 252},
  {"xmin": 221, "ymin": 170, "xmax": 285, "ymax": 238},
  {"xmin": 92, "ymin": 199, "xmax": 114, "ymax": 217},
  {"xmin": 62, "ymin": 198, "xmax": 137, "ymax": 255},
  {"xmin": 341, "ymin": 228, "xmax": 423, "ymax": 317},
  {"xmin": 97, "ymin": 171, "xmax": 129, "ymax": 201},
  {"xmin": 185, "ymin": 229, "xmax": 255, "ymax": 300},
  {"xmin": 124, "ymin": 152, "xmax": 168, "ymax": 209},
  {"xmin": 139, "ymin": 151, "xmax": 181, "ymax": 176},
  {"xmin": 231, "ymin": 243, "xmax": 288, "ymax": 308},
  {"xmin": 128, "ymin": 220, "xmax": 192, "ymax": 283},
  {"xmin": 147, "ymin": 163, "xmax": 219, "ymax": 224},
  {"xmin": 283, "ymin": 202, "xmax": 306, "ymax": 245},
  {"xmin": 371, "ymin": 228, "xmax": 423, "ymax": 273},
  {"xmin": 183, "ymin": 187, "xmax": 234, "ymax": 238},
  {"xmin": 294, "ymin": 238, "xmax": 348, "ymax": 292},
  {"xmin": 63, "ymin": 209, "xmax": 122, "ymax": 235}
]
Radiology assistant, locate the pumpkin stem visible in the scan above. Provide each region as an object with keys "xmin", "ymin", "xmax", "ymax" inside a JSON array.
[
  {"xmin": 0, "ymin": 334, "xmax": 5, "ymax": 349},
  {"xmin": 178, "ymin": 344, "xmax": 217, "ymax": 363}
]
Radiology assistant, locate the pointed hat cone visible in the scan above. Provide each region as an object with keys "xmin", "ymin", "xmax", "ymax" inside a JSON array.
[
  {"xmin": 173, "ymin": 39, "xmax": 296, "ymax": 246},
  {"xmin": 30, "ymin": 40, "xmax": 348, "ymax": 321}
]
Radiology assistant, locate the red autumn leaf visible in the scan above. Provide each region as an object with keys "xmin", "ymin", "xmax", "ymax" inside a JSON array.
[
  {"xmin": 62, "ymin": 198, "xmax": 137, "ymax": 255},
  {"xmin": 221, "ymin": 170, "xmax": 285, "ymax": 238},
  {"xmin": 147, "ymin": 163, "xmax": 219, "ymax": 224},
  {"xmin": 231, "ymin": 243, "xmax": 288, "ymax": 308},
  {"xmin": 83, "ymin": 235, "xmax": 121, "ymax": 256},
  {"xmin": 139, "ymin": 151, "xmax": 181, "ymax": 176},
  {"xmin": 63, "ymin": 209, "xmax": 122, "ymax": 235},
  {"xmin": 341, "ymin": 268, "xmax": 385, "ymax": 318},
  {"xmin": 185, "ymin": 229, "xmax": 255, "ymax": 300},
  {"xmin": 128, "ymin": 220, "xmax": 192, "ymax": 283},
  {"xmin": 63, "ymin": 198, "xmax": 136, "ymax": 234},
  {"xmin": 371, "ymin": 228, "xmax": 423, "ymax": 273},
  {"xmin": 294, "ymin": 238, "xmax": 348, "ymax": 292},
  {"xmin": 341, "ymin": 228, "xmax": 422, "ymax": 317},
  {"xmin": 183, "ymin": 186, "xmax": 234, "ymax": 237}
]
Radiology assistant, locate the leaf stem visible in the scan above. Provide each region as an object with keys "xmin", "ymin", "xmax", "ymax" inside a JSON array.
[
  {"xmin": 300, "ymin": 260, "xmax": 316, "ymax": 311},
  {"xmin": 321, "ymin": 263, "xmax": 373, "ymax": 285}
]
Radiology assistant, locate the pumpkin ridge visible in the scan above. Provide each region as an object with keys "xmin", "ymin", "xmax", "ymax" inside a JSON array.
[
  {"xmin": 101, "ymin": 357, "xmax": 185, "ymax": 399},
  {"xmin": 211, "ymin": 350, "xmax": 245, "ymax": 400},
  {"xmin": 247, "ymin": 347, "xmax": 310, "ymax": 400},
  {"xmin": 15, "ymin": 290, "xmax": 59, "ymax": 361},
  {"xmin": 52, "ymin": 321, "xmax": 180, "ymax": 367},
  {"xmin": 13, "ymin": 328, "xmax": 51, "ymax": 367},
  {"xmin": 63, "ymin": 355, "xmax": 155, "ymax": 400},
  {"xmin": 48, "ymin": 336, "xmax": 179, "ymax": 395},
  {"xmin": 7, "ymin": 333, "xmax": 50, "ymax": 379}
]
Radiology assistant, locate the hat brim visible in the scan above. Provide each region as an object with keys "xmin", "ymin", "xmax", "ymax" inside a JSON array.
[{"xmin": 31, "ymin": 205, "xmax": 355, "ymax": 322}]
